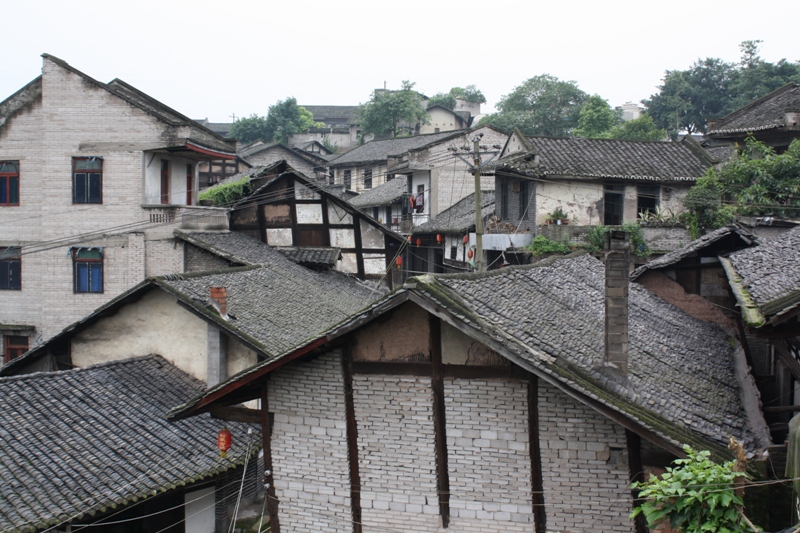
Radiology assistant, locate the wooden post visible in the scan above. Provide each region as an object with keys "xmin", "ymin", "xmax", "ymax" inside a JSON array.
[
  {"xmin": 472, "ymin": 137, "xmax": 484, "ymax": 272},
  {"xmin": 430, "ymin": 314, "xmax": 451, "ymax": 527},
  {"xmin": 260, "ymin": 382, "xmax": 280, "ymax": 533},
  {"xmin": 341, "ymin": 343, "xmax": 363, "ymax": 533},
  {"xmin": 527, "ymin": 373, "xmax": 546, "ymax": 533},
  {"xmin": 626, "ymin": 430, "xmax": 646, "ymax": 533}
]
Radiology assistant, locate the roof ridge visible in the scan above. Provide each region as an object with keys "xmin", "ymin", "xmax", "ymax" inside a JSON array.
[
  {"xmin": 0, "ymin": 354, "xmax": 165, "ymax": 384},
  {"xmin": 709, "ymin": 81, "xmax": 800, "ymax": 130}
]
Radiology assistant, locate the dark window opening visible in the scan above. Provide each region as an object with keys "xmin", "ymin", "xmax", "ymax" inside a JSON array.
[
  {"xmin": 344, "ymin": 170, "xmax": 351, "ymax": 189},
  {"xmin": 73, "ymin": 157, "xmax": 102, "ymax": 204},
  {"xmin": 328, "ymin": 171, "xmax": 334, "ymax": 185},
  {"xmin": 73, "ymin": 248, "xmax": 103, "ymax": 293},
  {"xmin": 450, "ymin": 245, "xmax": 457, "ymax": 260},
  {"xmin": 500, "ymin": 181, "xmax": 509, "ymax": 219},
  {"xmin": 364, "ymin": 168, "xmax": 372, "ymax": 189},
  {"xmin": 0, "ymin": 248, "xmax": 21, "ymax": 290},
  {"xmin": 186, "ymin": 164, "xmax": 193, "ymax": 206},
  {"xmin": 4, "ymin": 335, "xmax": 28, "ymax": 363},
  {"xmin": 637, "ymin": 185, "xmax": 660, "ymax": 218},
  {"xmin": 519, "ymin": 181, "xmax": 529, "ymax": 219},
  {"xmin": 603, "ymin": 184, "xmax": 625, "ymax": 225},
  {"xmin": 0, "ymin": 161, "xmax": 20, "ymax": 206},
  {"xmin": 161, "ymin": 160, "xmax": 170, "ymax": 204}
]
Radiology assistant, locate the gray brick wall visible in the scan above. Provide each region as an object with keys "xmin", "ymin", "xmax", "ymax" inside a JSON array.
[{"xmin": 184, "ymin": 243, "xmax": 236, "ymax": 272}]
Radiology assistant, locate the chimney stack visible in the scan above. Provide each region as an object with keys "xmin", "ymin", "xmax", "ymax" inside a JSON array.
[
  {"xmin": 209, "ymin": 286, "xmax": 228, "ymax": 318},
  {"xmin": 207, "ymin": 287, "xmax": 229, "ymax": 387},
  {"xmin": 604, "ymin": 231, "xmax": 630, "ymax": 375}
]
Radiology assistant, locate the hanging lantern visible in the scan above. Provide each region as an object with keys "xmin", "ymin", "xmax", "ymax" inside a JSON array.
[
  {"xmin": 436, "ymin": 234, "xmax": 444, "ymax": 244},
  {"xmin": 217, "ymin": 427, "xmax": 232, "ymax": 458},
  {"xmin": 462, "ymin": 235, "xmax": 469, "ymax": 245},
  {"xmin": 395, "ymin": 256, "xmax": 403, "ymax": 269},
  {"xmin": 407, "ymin": 235, "xmax": 412, "ymax": 243},
  {"xmin": 467, "ymin": 249, "xmax": 474, "ymax": 259},
  {"xmin": 416, "ymin": 237, "xmax": 422, "ymax": 247}
]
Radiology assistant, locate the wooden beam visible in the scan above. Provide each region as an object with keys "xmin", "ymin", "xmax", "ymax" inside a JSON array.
[
  {"xmin": 209, "ymin": 405, "xmax": 261, "ymax": 424},
  {"xmin": 764, "ymin": 405, "xmax": 800, "ymax": 414},
  {"xmin": 352, "ymin": 213, "xmax": 366, "ymax": 280},
  {"xmin": 774, "ymin": 339, "xmax": 800, "ymax": 383},
  {"xmin": 341, "ymin": 342, "xmax": 363, "ymax": 533},
  {"xmin": 430, "ymin": 314, "xmax": 450, "ymax": 528},
  {"xmin": 260, "ymin": 382, "xmax": 280, "ymax": 533},
  {"xmin": 626, "ymin": 430, "xmax": 647, "ymax": 533},
  {"xmin": 527, "ymin": 373, "xmax": 546, "ymax": 533}
]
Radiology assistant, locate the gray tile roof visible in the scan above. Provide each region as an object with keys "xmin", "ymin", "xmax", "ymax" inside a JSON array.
[
  {"xmin": 275, "ymin": 246, "xmax": 341, "ymax": 267},
  {"xmin": 726, "ymin": 226, "xmax": 800, "ymax": 323},
  {"xmin": 328, "ymin": 131, "xmax": 462, "ymax": 166},
  {"xmin": 631, "ymin": 224, "xmax": 758, "ymax": 280},
  {"xmin": 414, "ymin": 255, "xmax": 768, "ymax": 453},
  {"xmin": 176, "ymin": 230, "xmax": 286, "ymax": 266},
  {"xmin": 413, "ymin": 191, "xmax": 495, "ymax": 234},
  {"xmin": 0, "ymin": 355, "xmax": 257, "ymax": 533},
  {"xmin": 301, "ymin": 105, "xmax": 360, "ymax": 124},
  {"xmin": 708, "ymin": 83, "xmax": 800, "ymax": 135},
  {"xmin": 703, "ymin": 144, "xmax": 736, "ymax": 162},
  {"xmin": 348, "ymin": 177, "xmax": 408, "ymax": 208},
  {"xmin": 499, "ymin": 136, "xmax": 712, "ymax": 182}
]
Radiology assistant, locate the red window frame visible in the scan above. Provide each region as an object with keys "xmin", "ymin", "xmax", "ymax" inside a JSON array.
[
  {"xmin": 72, "ymin": 157, "xmax": 103, "ymax": 204},
  {"xmin": 73, "ymin": 248, "xmax": 104, "ymax": 293},
  {"xmin": 0, "ymin": 161, "xmax": 20, "ymax": 206},
  {"xmin": 161, "ymin": 159, "xmax": 170, "ymax": 205},
  {"xmin": 4, "ymin": 335, "xmax": 28, "ymax": 363},
  {"xmin": 186, "ymin": 163, "xmax": 193, "ymax": 206}
]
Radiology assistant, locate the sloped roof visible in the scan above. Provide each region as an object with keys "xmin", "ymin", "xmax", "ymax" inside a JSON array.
[
  {"xmin": 302, "ymin": 105, "xmax": 360, "ymax": 123},
  {"xmin": 413, "ymin": 191, "xmax": 495, "ymax": 234},
  {"xmin": 0, "ymin": 355, "xmax": 257, "ymax": 533},
  {"xmin": 171, "ymin": 254, "xmax": 770, "ymax": 456},
  {"xmin": 724, "ymin": 226, "xmax": 800, "ymax": 326},
  {"xmin": 348, "ymin": 177, "xmax": 408, "ymax": 208},
  {"xmin": 275, "ymin": 246, "xmax": 341, "ymax": 267},
  {"xmin": 708, "ymin": 82, "xmax": 800, "ymax": 135},
  {"xmin": 329, "ymin": 130, "xmax": 462, "ymax": 166},
  {"xmin": 631, "ymin": 224, "xmax": 758, "ymax": 280},
  {"xmin": 498, "ymin": 136, "xmax": 712, "ymax": 182}
]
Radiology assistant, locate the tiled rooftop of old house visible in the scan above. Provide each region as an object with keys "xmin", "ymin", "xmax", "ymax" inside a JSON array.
[
  {"xmin": 413, "ymin": 191, "xmax": 495, "ymax": 234},
  {"xmin": 348, "ymin": 177, "xmax": 408, "ymax": 208},
  {"xmin": 708, "ymin": 82, "xmax": 800, "ymax": 135}
]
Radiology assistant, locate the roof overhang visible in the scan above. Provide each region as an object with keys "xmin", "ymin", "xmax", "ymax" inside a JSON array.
[{"xmin": 163, "ymin": 140, "xmax": 236, "ymax": 160}]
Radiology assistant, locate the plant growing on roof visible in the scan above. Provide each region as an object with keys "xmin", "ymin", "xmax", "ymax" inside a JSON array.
[
  {"xmin": 526, "ymin": 235, "xmax": 573, "ymax": 257},
  {"xmin": 198, "ymin": 175, "xmax": 252, "ymax": 207},
  {"xmin": 585, "ymin": 222, "xmax": 650, "ymax": 258}
]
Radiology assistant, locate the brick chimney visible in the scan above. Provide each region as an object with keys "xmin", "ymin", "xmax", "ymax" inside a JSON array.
[
  {"xmin": 209, "ymin": 286, "xmax": 228, "ymax": 318},
  {"xmin": 207, "ymin": 287, "xmax": 228, "ymax": 386},
  {"xmin": 604, "ymin": 231, "xmax": 630, "ymax": 375}
]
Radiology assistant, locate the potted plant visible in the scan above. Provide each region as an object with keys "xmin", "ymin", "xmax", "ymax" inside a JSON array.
[{"xmin": 547, "ymin": 206, "xmax": 569, "ymax": 225}]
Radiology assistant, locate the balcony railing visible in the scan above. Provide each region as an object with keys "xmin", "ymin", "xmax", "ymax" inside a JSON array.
[
  {"xmin": 142, "ymin": 205, "xmax": 229, "ymax": 231},
  {"xmin": 390, "ymin": 213, "xmax": 429, "ymax": 233}
]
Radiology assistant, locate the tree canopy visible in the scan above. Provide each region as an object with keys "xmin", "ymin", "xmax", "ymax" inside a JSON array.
[
  {"xmin": 228, "ymin": 114, "xmax": 271, "ymax": 144},
  {"xmin": 228, "ymin": 98, "xmax": 321, "ymax": 144},
  {"xmin": 574, "ymin": 95, "xmax": 619, "ymax": 138},
  {"xmin": 427, "ymin": 85, "xmax": 486, "ymax": 110},
  {"xmin": 359, "ymin": 81, "xmax": 430, "ymax": 138},
  {"xmin": 645, "ymin": 41, "xmax": 800, "ymax": 136},
  {"xmin": 605, "ymin": 115, "xmax": 666, "ymax": 142},
  {"xmin": 427, "ymin": 93, "xmax": 458, "ymax": 110},
  {"xmin": 479, "ymin": 74, "xmax": 588, "ymax": 136}
]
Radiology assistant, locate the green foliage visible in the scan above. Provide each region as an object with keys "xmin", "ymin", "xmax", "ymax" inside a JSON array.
[
  {"xmin": 645, "ymin": 41, "xmax": 800, "ymax": 136},
  {"xmin": 449, "ymin": 85, "xmax": 487, "ymax": 104},
  {"xmin": 322, "ymin": 138, "xmax": 339, "ymax": 154},
  {"xmin": 198, "ymin": 175, "xmax": 252, "ymax": 206},
  {"xmin": 479, "ymin": 74, "xmax": 588, "ymax": 136},
  {"xmin": 585, "ymin": 223, "xmax": 650, "ymax": 258},
  {"xmin": 631, "ymin": 446, "xmax": 750, "ymax": 533},
  {"xmin": 228, "ymin": 114, "xmax": 271, "ymax": 144},
  {"xmin": 547, "ymin": 206, "xmax": 568, "ymax": 221},
  {"xmin": 359, "ymin": 81, "xmax": 430, "ymax": 138},
  {"xmin": 606, "ymin": 115, "xmax": 667, "ymax": 142},
  {"xmin": 574, "ymin": 95, "xmax": 619, "ymax": 138},
  {"xmin": 264, "ymin": 98, "xmax": 322, "ymax": 144},
  {"xmin": 526, "ymin": 235, "xmax": 573, "ymax": 257},
  {"xmin": 428, "ymin": 93, "xmax": 458, "ymax": 110}
]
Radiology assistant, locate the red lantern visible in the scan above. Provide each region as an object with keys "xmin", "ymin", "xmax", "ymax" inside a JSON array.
[
  {"xmin": 407, "ymin": 235, "xmax": 412, "ymax": 243},
  {"xmin": 467, "ymin": 249, "xmax": 474, "ymax": 259},
  {"xmin": 462, "ymin": 235, "xmax": 469, "ymax": 244},
  {"xmin": 217, "ymin": 427, "xmax": 232, "ymax": 458},
  {"xmin": 395, "ymin": 256, "xmax": 403, "ymax": 269},
  {"xmin": 416, "ymin": 237, "xmax": 422, "ymax": 247},
  {"xmin": 436, "ymin": 234, "xmax": 444, "ymax": 244}
]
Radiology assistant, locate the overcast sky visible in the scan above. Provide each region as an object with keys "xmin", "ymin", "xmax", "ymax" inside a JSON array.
[{"xmin": 2, "ymin": 0, "xmax": 798, "ymax": 123}]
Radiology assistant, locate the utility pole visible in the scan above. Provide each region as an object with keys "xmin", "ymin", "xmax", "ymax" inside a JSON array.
[{"xmin": 472, "ymin": 134, "xmax": 484, "ymax": 272}]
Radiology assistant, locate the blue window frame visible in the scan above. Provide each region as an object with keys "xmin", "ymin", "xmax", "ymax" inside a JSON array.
[
  {"xmin": 73, "ymin": 248, "xmax": 103, "ymax": 293},
  {"xmin": 0, "ymin": 161, "xmax": 20, "ymax": 206},
  {"xmin": 73, "ymin": 157, "xmax": 102, "ymax": 204},
  {"xmin": 0, "ymin": 248, "xmax": 21, "ymax": 290}
]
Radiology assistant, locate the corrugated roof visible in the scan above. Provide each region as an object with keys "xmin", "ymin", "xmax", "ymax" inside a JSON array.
[{"xmin": 0, "ymin": 355, "xmax": 257, "ymax": 533}]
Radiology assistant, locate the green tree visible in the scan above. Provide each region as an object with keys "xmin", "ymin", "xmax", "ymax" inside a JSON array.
[
  {"xmin": 730, "ymin": 40, "xmax": 800, "ymax": 109},
  {"xmin": 606, "ymin": 115, "xmax": 667, "ymax": 142},
  {"xmin": 427, "ymin": 93, "xmax": 458, "ymax": 110},
  {"xmin": 359, "ymin": 81, "xmax": 430, "ymax": 138},
  {"xmin": 264, "ymin": 98, "xmax": 323, "ymax": 144},
  {"xmin": 479, "ymin": 74, "xmax": 588, "ymax": 136},
  {"xmin": 449, "ymin": 85, "xmax": 487, "ymax": 104},
  {"xmin": 631, "ymin": 446, "xmax": 751, "ymax": 533},
  {"xmin": 228, "ymin": 114, "xmax": 271, "ymax": 144},
  {"xmin": 574, "ymin": 95, "xmax": 619, "ymax": 138}
]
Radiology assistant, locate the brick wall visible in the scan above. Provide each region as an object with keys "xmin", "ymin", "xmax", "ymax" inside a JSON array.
[
  {"xmin": 538, "ymin": 380, "xmax": 633, "ymax": 532},
  {"xmin": 269, "ymin": 352, "xmax": 353, "ymax": 532},
  {"xmin": 184, "ymin": 243, "xmax": 236, "ymax": 272},
  {"xmin": 354, "ymin": 375, "xmax": 442, "ymax": 531}
]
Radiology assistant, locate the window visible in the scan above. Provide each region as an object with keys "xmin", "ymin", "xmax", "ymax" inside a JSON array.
[
  {"xmin": 0, "ymin": 161, "xmax": 20, "ymax": 206},
  {"xmin": 73, "ymin": 248, "xmax": 103, "ymax": 293},
  {"xmin": 4, "ymin": 335, "xmax": 28, "ymax": 363},
  {"xmin": 0, "ymin": 248, "xmax": 21, "ymax": 290},
  {"xmin": 519, "ymin": 181, "xmax": 529, "ymax": 219},
  {"xmin": 363, "ymin": 168, "xmax": 373, "ymax": 189},
  {"xmin": 604, "ymin": 184, "xmax": 625, "ymax": 225},
  {"xmin": 160, "ymin": 160, "xmax": 170, "ymax": 204},
  {"xmin": 73, "ymin": 157, "xmax": 102, "ymax": 204},
  {"xmin": 500, "ymin": 181, "xmax": 509, "ymax": 219},
  {"xmin": 328, "ymin": 171, "xmax": 335, "ymax": 186},
  {"xmin": 343, "ymin": 169, "xmax": 351, "ymax": 189},
  {"xmin": 637, "ymin": 185, "xmax": 660, "ymax": 218},
  {"xmin": 186, "ymin": 164, "xmax": 193, "ymax": 206}
]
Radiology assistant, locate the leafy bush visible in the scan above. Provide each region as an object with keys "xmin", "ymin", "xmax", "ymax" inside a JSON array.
[
  {"xmin": 631, "ymin": 446, "xmax": 751, "ymax": 533},
  {"xmin": 585, "ymin": 223, "xmax": 650, "ymax": 258},
  {"xmin": 526, "ymin": 235, "xmax": 573, "ymax": 257},
  {"xmin": 198, "ymin": 175, "xmax": 252, "ymax": 207}
]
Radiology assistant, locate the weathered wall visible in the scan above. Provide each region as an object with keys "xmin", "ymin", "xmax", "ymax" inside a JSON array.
[
  {"xmin": 538, "ymin": 380, "xmax": 633, "ymax": 532},
  {"xmin": 353, "ymin": 302, "xmax": 430, "ymax": 362},
  {"xmin": 184, "ymin": 243, "xmax": 236, "ymax": 272},
  {"xmin": 269, "ymin": 351, "xmax": 352, "ymax": 533},
  {"xmin": 245, "ymin": 146, "xmax": 318, "ymax": 180}
]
